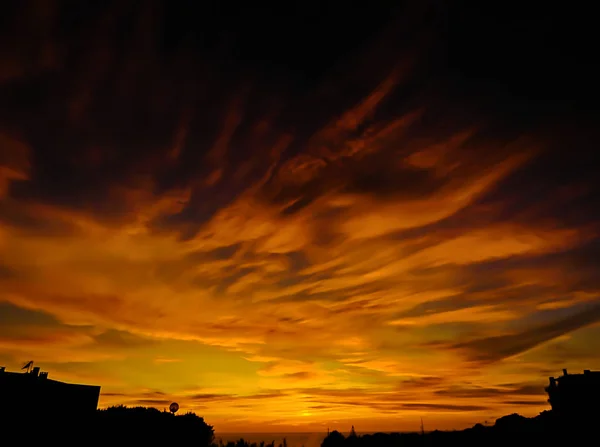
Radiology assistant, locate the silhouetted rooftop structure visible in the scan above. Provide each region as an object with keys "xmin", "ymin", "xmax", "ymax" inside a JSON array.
[
  {"xmin": 545, "ymin": 368, "xmax": 600, "ymax": 421},
  {"xmin": 0, "ymin": 363, "xmax": 101, "ymax": 418}
]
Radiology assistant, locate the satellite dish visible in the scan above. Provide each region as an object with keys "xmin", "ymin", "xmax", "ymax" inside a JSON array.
[{"xmin": 169, "ymin": 402, "xmax": 179, "ymax": 414}]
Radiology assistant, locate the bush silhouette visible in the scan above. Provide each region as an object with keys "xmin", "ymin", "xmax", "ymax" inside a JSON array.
[
  {"xmin": 3, "ymin": 405, "xmax": 214, "ymax": 446},
  {"xmin": 95, "ymin": 405, "xmax": 214, "ymax": 445}
]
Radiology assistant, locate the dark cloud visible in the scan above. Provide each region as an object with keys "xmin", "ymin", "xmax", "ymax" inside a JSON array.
[
  {"xmin": 0, "ymin": 301, "xmax": 94, "ymax": 346},
  {"xmin": 139, "ymin": 390, "xmax": 167, "ymax": 398},
  {"xmin": 398, "ymin": 376, "xmax": 445, "ymax": 389},
  {"xmin": 262, "ymin": 138, "xmax": 449, "ymax": 216},
  {"xmin": 435, "ymin": 383, "xmax": 544, "ymax": 399},
  {"xmin": 0, "ymin": 264, "xmax": 17, "ymax": 279},
  {"xmin": 295, "ymin": 387, "xmax": 371, "ymax": 398},
  {"xmin": 26, "ymin": 291, "xmax": 179, "ymax": 332},
  {"xmin": 310, "ymin": 397, "xmax": 489, "ymax": 413},
  {"xmin": 475, "ymin": 124, "xmax": 600, "ymax": 227},
  {"xmin": 0, "ymin": 1, "xmax": 426, "ymax": 235},
  {"xmin": 503, "ymin": 400, "xmax": 545, "ymax": 406},
  {"xmin": 189, "ymin": 391, "xmax": 287, "ymax": 404},
  {"xmin": 0, "ymin": 301, "xmax": 59, "ymax": 327},
  {"xmin": 389, "ymin": 237, "xmax": 600, "ymax": 327},
  {"xmin": 400, "ymin": 403, "xmax": 488, "ymax": 412},
  {"xmin": 6, "ymin": 0, "xmax": 585, "ymax": 233},
  {"xmin": 243, "ymin": 392, "xmax": 287, "ymax": 400},
  {"xmin": 92, "ymin": 329, "xmax": 157, "ymax": 349},
  {"xmin": 452, "ymin": 302, "xmax": 600, "ymax": 363},
  {"xmin": 0, "ymin": 201, "xmax": 79, "ymax": 237},
  {"xmin": 190, "ymin": 393, "xmax": 231, "ymax": 402},
  {"xmin": 393, "ymin": 297, "xmax": 468, "ymax": 320},
  {"xmin": 104, "ymin": 389, "xmax": 288, "ymax": 407},
  {"xmin": 281, "ymin": 371, "xmax": 314, "ymax": 380}
]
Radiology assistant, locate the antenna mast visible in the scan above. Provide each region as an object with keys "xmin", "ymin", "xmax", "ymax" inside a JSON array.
[{"xmin": 21, "ymin": 361, "xmax": 34, "ymax": 373}]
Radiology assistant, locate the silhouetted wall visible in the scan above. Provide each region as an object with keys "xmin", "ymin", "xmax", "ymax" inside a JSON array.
[{"xmin": 546, "ymin": 369, "xmax": 600, "ymax": 424}]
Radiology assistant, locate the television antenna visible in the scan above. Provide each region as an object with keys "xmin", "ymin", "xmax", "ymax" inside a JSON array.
[
  {"xmin": 21, "ymin": 361, "xmax": 34, "ymax": 373},
  {"xmin": 169, "ymin": 402, "xmax": 179, "ymax": 415}
]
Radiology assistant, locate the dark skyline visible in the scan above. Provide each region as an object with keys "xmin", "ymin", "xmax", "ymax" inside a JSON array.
[{"xmin": 0, "ymin": 0, "xmax": 598, "ymax": 432}]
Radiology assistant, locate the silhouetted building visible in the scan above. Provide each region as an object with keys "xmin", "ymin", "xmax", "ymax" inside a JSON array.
[
  {"xmin": 0, "ymin": 365, "xmax": 101, "ymax": 418},
  {"xmin": 545, "ymin": 368, "xmax": 600, "ymax": 421}
]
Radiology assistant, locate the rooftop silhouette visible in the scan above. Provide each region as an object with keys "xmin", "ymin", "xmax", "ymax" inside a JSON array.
[
  {"xmin": 0, "ymin": 362, "xmax": 100, "ymax": 418},
  {"xmin": 546, "ymin": 368, "xmax": 600, "ymax": 422}
]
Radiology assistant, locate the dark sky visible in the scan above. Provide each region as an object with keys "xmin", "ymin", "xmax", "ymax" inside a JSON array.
[
  {"xmin": 0, "ymin": 0, "xmax": 599, "ymax": 432},
  {"xmin": 2, "ymin": 1, "xmax": 597, "ymax": 223}
]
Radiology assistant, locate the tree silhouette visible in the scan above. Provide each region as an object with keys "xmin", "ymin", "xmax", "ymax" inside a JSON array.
[{"xmin": 322, "ymin": 430, "xmax": 346, "ymax": 447}]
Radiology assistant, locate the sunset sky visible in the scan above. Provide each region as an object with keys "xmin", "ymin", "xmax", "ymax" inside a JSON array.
[{"xmin": 1, "ymin": 1, "xmax": 599, "ymax": 433}]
